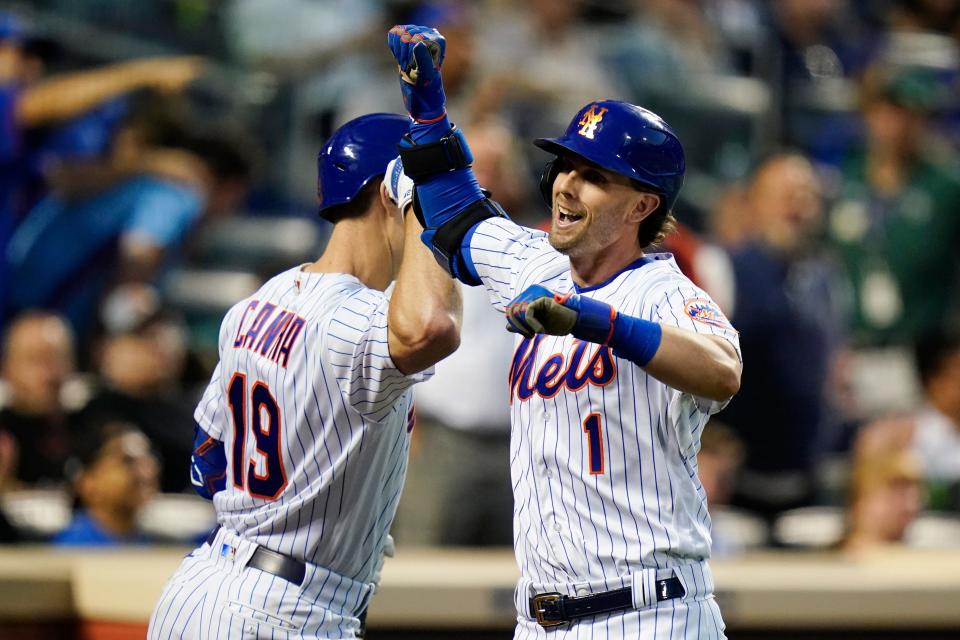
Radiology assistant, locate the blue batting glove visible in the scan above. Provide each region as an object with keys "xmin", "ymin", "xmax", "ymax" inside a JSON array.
[
  {"xmin": 387, "ymin": 24, "xmax": 447, "ymax": 123},
  {"xmin": 505, "ymin": 285, "xmax": 617, "ymax": 345},
  {"xmin": 505, "ymin": 285, "xmax": 578, "ymax": 339},
  {"xmin": 506, "ymin": 285, "xmax": 663, "ymax": 365}
]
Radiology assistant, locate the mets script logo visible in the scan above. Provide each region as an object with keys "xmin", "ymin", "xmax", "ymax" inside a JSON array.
[
  {"xmin": 577, "ymin": 104, "xmax": 608, "ymax": 140},
  {"xmin": 684, "ymin": 298, "xmax": 730, "ymax": 329},
  {"xmin": 508, "ymin": 335, "xmax": 616, "ymax": 403}
]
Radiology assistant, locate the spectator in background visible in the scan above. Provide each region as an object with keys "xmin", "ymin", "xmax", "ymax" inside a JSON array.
[
  {"xmin": 0, "ymin": 10, "xmax": 203, "ymax": 219},
  {"xmin": 762, "ymin": 0, "xmax": 875, "ymax": 151},
  {"xmin": 841, "ymin": 417, "xmax": 924, "ymax": 552},
  {"xmin": 54, "ymin": 419, "xmax": 159, "ymax": 546},
  {"xmin": 475, "ymin": 0, "xmax": 620, "ymax": 136},
  {"xmin": 827, "ymin": 64, "xmax": 960, "ymax": 416},
  {"xmin": 717, "ymin": 152, "xmax": 846, "ymax": 519},
  {"xmin": 461, "ymin": 117, "xmax": 532, "ymax": 221},
  {"xmin": 609, "ymin": 0, "xmax": 735, "ymax": 106},
  {"xmin": 250, "ymin": 2, "xmax": 396, "ymax": 201},
  {"xmin": 829, "ymin": 65, "xmax": 960, "ymax": 346},
  {"xmin": 80, "ymin": 288, "xmax": 194, "ymax": 493},
  {"xmin": 0, "ymin": 9, "xmax": 203, "ymax": 318},
  {"xmin": 5, "ymin": 99, "xmax": 252, "ymax": 340},
  {"xmin": 912, "ymin": 330, "xmax": 960, "ymax": 511},
  {"xmin": 0, "ymin": 311, "xmax": 80, "ymax": 487}
]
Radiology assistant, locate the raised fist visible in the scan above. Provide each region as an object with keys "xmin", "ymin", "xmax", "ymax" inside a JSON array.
[
  {"xmin": 388, "ymin": 25, "xmax": 445, "ymax": 80},
  {"xmin": 387, "ymin": 25, "xmax": 447, "ymax": 122}
]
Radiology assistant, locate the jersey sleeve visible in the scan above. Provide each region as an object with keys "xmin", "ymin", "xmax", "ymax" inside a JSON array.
[
  {"xmin": 193, "ymin": 361, "xmax": 227, "ymax": 440},
  {"xmin": 648, "ymin": 279, "xmax": 742, "ymax": 415},
  {"xmin": 324, "ymin": 288, "xmax": 431, "ymax": 422},
  {"xmin": 465, "ymin": 217, "xmax": 569, "ymax": 312}
]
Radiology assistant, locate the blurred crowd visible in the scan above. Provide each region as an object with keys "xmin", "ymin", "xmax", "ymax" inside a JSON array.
[{"xmin": 0, "ymin": 0, "xmax": 958, "ymax": 554}]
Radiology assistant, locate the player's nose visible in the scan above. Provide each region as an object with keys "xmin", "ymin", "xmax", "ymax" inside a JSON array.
[{"xmin": 554, "ymin": 167, "xmax": 581, "ymax": 201}]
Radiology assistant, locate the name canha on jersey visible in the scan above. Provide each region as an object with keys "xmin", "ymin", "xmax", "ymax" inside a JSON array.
[{"xmin": 193, "ymin": 266, "xmax": 427, "ymax": 583}]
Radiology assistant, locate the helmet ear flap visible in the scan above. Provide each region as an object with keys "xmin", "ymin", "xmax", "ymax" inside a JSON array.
[{"xmin": 539, "ymin": 159, "xmax": 560, "ymax": 209}]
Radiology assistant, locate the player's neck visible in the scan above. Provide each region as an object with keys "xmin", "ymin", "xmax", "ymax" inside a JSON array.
[
  {"xmin": 569, "ymin": 243, "xmax": 645, "ymax": 288},
  {"xmin": 305, "ymin": 218, "xmax": 392, "ymax": 290}
]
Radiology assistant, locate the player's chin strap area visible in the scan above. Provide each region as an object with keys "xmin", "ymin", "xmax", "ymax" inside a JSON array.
[{"xmin": 399, "ymin": 126, "xmax": 507, "ymax": 285}]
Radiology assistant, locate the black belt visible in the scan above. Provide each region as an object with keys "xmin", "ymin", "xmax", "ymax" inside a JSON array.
[
  {"xmin": 205, "ymin": 526, "xmax": 306, "ymax": 587},
  {"xmin": 529, "ymin": 577, "xmax": 685, "ymax": 628}
]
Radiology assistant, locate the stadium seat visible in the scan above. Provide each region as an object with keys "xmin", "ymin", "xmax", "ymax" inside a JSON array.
[
  {"xmin": 164, "ymin": 269, "xmax": 262, "ymax": 315},
  {"xmin": 906, "ymin": 513, "xmax": 960, "ymax": 549},
  {"xmin": 137, "ymin": 493, "xmax": 217, "ymax": 544},
  {"xmin": 0, "ymin": 489, "xmax": 71, "ymax": 540},
  {"xmin": 772, "ymin": 506, "xmax": 846, "ymax": 549},
  {"xmin": 194, "ymin": 216, "xmax": 323, "ymax": 272},
  {"xmin": 711, "ymin": 506, "xmax": 769, "ymax": 550}
]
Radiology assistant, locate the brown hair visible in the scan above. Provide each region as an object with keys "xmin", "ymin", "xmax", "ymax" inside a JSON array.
[{"xmin": 633, "ymin": 182, "xmax": 677, "ymax": 249}]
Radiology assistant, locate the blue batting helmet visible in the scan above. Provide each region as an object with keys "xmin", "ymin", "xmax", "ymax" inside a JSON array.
[
  {"xmin": 534, "ymin": 100, "xmax": 685, "ymax": 213},
  {"xmin": 317, "ymin": 113, "xmax": 410, "ymax": 218}
]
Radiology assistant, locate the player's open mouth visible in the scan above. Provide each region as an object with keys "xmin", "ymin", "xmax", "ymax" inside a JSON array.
[{"xmin": 556, "ymin": 204, "xmax": 584, "ymax": 228}]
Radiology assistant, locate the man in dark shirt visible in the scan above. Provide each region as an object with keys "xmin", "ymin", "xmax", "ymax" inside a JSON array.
[
  {"xmin": 80, "ymin": 300, "xmax": 194, "ymax": 493},
  {"xmin": 0, "ymin": 311, "xmax": 79, "ymax": 486},
  {"xmin": 719, "ymin": 153, "xmax": 845, "ymax": 518}
]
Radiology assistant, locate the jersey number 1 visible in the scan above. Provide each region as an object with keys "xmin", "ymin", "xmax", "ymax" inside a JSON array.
[
  {"xmin": 227, "ymin": 373, "xmax": 287, "ymax": 500},
  {"xmin": 583, "ymin": 413, "xmax": 604, "ymax": 475}
]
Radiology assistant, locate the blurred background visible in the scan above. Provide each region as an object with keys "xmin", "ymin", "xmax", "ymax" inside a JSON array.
[{"xmin": 0, "ymin": 0, "xmax": 959, "ymax": 638}]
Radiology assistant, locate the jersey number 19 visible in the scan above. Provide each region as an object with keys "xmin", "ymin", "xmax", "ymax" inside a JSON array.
[{"xmin": 227, "ymin": 373, "xmax": 288, "ymax": 500}]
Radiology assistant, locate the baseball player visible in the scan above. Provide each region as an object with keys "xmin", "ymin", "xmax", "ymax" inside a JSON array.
[
  {"xmin": 147, "ymin": 113, "xmax": 461, "ymax": 639},
  {"xmin": 387, "ymin": 26, "xmax": 742, "ymax": 638}
]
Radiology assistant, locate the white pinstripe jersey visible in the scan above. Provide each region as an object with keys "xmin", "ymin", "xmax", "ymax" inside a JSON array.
[
  {"xmin": 193, "ymin": 265, "xmax": 427, "ymax": 583},
  {"xmin": 467, "ymin": 218, "xmax": 741, "ymax": 587}
]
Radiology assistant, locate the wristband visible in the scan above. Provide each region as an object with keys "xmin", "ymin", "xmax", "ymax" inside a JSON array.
[
  {"xmin": 609, "ymin": 314, "xmax": 662, "ymax": 366},
  {"xmin": 566, "ymin": 296, "xmax": 662, "ymax": 366},
  {"xmin": 566, "ymin": 295, "xmax": 618, "ymax": 345}
]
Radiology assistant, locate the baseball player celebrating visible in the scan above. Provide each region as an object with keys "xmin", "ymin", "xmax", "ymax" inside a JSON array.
[
  {"xmin": 387, "ymin": 26, "xmax": 742, "ymax": 638},
  {"xmin": 148, "ymin": 113, "xmax": 461, "ymax": 639}
]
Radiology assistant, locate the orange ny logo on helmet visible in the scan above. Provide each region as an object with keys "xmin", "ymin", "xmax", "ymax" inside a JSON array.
[{"xmin": 577, "ymin": 104, "xmax": 609, "ymax": 140}]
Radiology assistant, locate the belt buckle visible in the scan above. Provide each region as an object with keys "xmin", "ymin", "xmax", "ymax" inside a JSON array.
[{"xmin": 531, "ymin": 592, "xmax": 565, "ymax": 628}]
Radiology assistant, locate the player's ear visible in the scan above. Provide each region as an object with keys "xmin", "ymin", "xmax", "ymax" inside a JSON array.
[
  {"xmin": 379, "ymin": 182, "xmax": 401, "ymax": 218},
  {"xmin": 627, "ymin": 192, "xmax": 660, "ymax": 224}
]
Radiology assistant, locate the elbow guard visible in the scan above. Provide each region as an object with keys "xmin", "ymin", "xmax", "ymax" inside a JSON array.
[
  {"xmin": 399, "ymin": 125, "xmax": 508, "ymax": 285},
  {"xmin": 190, "ymin": 424, "xmax": 227, "ymax": 500},
  {"xmin": 418, "ymin": 194, "xmax": 508, "ymax": 286}
]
